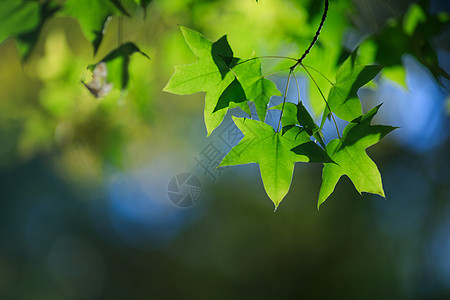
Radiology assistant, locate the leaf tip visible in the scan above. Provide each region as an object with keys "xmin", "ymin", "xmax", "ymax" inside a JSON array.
[
  {"xmin": 273, "ymin": 202, "xmax": 280, "ymax": 212},
  {"xmin": 179, "ymin": 25, "xmax": 189, "ymax": 35},
  {"xmin": 139, "ymin": 51, "xmax": 150, "ymax": 60},
  {"xmin": 230, "ymin": 115, "xmax": 243, "ymax": 124},
  {"xmin": 317, "ymin": 199, "xmax": 325, "ymax": 210}
]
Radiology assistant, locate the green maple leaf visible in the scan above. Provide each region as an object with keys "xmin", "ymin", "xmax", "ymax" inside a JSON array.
[
  {"xmin": 322, "ymin": 51, "xmax": 382, "ymax": 125},
  {"xmin": 164, "ymin": 26, "xmax": 280, "ymax": 135},
  {"xmin": 0, "ymin": 1, "xmax": 40, "ymax": 45},
  {"xmin": 232, "ymin": 59, "xmax": 282, "ymax": 121},
  {"xmin": 271, "ymin": 102, "xmax": 298, "ymax": 128},
  {"xmin": 271, "ymin": 101, "xmax": 325, "ymax": 147},
  {"xmin": 61, "ymin": 0, "xmax": 130, "ymax": 54},
  {"xmin": 0, "ymin": 1, "xmax": 59, "ymax": 60},
  {"xmin": 84, "ymin": 42, "xmax": 149, "ymax": 96},
  {"xmin": 98, "ymin": 42, "xmax": 148, "ymax": 90},
  {"xmin": 219, "ymin": 117, "xmax": 331, "ymax": 209},
  {"xmin": 318, "ymin": 105, "xmax": 397, "ymax": 208}
]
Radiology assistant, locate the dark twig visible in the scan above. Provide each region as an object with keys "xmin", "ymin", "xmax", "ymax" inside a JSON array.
[
  {"xmin": 298, "ymin": 0, "xmax": 328, "ymax": 64},
  {"xmin": 291, "ymin": 0, "xmax": 329, "ymax": 70},
  {"xmin": 277, "ymin": 0, "xmax": 329, "ymax": 132}
]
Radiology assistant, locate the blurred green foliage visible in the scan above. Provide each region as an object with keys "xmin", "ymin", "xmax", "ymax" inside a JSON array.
[
  {"xmin": 0, "ymin": 0, "xmax": 449, "ymax": 299},
  {"xmin": 0, "ymin": 0, "xmax": 447, "ymax": 191}
]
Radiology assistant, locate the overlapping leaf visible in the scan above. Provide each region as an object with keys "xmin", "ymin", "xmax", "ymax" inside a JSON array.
[
  {"xmin": 322, "ymin": 51, "xmax": 382, "ymax": 124},
  {"xmin": 271, "ymin": 102, "xmax": 298, "ymax": 129},
  {"xmin": 0, "ymin": 1, "xmax": 40, "ymax": 44},
  {"xmin": 219, "ymin": 117, "xmax": 331, "ymax": 209},
  {"xmin": 0, "ymin": 0, "xmax": 59, "ymax": 60},
  {"xmin": 271, "ymin": 101, "xmax": 325, "ymax": 147},
  {"xmin": 318, "ymin": 105, "xmax": 397, "ymax": 208},
  {"xmin": 84, "ymin": 42, "xmax": 149, "ymax": 96},
  {"xmin": 164, "ymin": 26, "xmax": 280, "ymax": 135},
  {"xmin": 233, "ymin": 59, "xmax": 281, "ymax": 121},
  {"xmin": 61, "ymin": 0, "xmax": 130, "ymax": 54}
]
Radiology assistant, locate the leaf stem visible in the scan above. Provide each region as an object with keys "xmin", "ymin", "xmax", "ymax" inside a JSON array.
[
  {"xmin": 302, "ymin": 64, "xmax": 334, "ymax": 86},
  {"xmin": 259, "ymin": 55, "xmax": 298, "ymax": 60},
  {"xmin": 263, "ymin": 67, "xmax": 291, "ymax": 78},
  {"xmin": 276, "ymin": 69, "xmax": 293, "ymax": 133},
  {"xmin": 234, "ymin": 55, "xmax": 298, "ymax": 67},
  {"xmin": 292, "ymin": 71, "xmax": 301, "ymax": 105},
  {"xmin": 300, "ymin": 63, "xmax": 341, "ymax": 139}
]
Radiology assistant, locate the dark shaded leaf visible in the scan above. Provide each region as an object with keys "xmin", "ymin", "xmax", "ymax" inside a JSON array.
[
  {"xmin": 0, "ymin": 1, "xmax": 60, "ymax": 60},
  {"xmin": 61, "ymin": 0, "xmax": 129, "ymax": 54},
  {"xmin": 86, "ymin": 42, "xmax": 149, "ymax": 95}
]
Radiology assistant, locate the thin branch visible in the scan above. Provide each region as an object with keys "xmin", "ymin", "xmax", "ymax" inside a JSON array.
[
  {"xmin": 297, "ymin": 0, "xmax": 328, "ymax": 64},
  {"xmin": 300, "ymin": 63, "xmax": 341, "ymax": 139},
  {"xmin": 290, "ymin": 0, "xmax": 329, "ymax": 70}
]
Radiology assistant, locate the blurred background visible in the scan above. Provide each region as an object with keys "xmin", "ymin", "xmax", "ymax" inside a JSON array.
[{"xmin": 0, "ymin": 0, "xmax": 449, "ymax": 299}]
